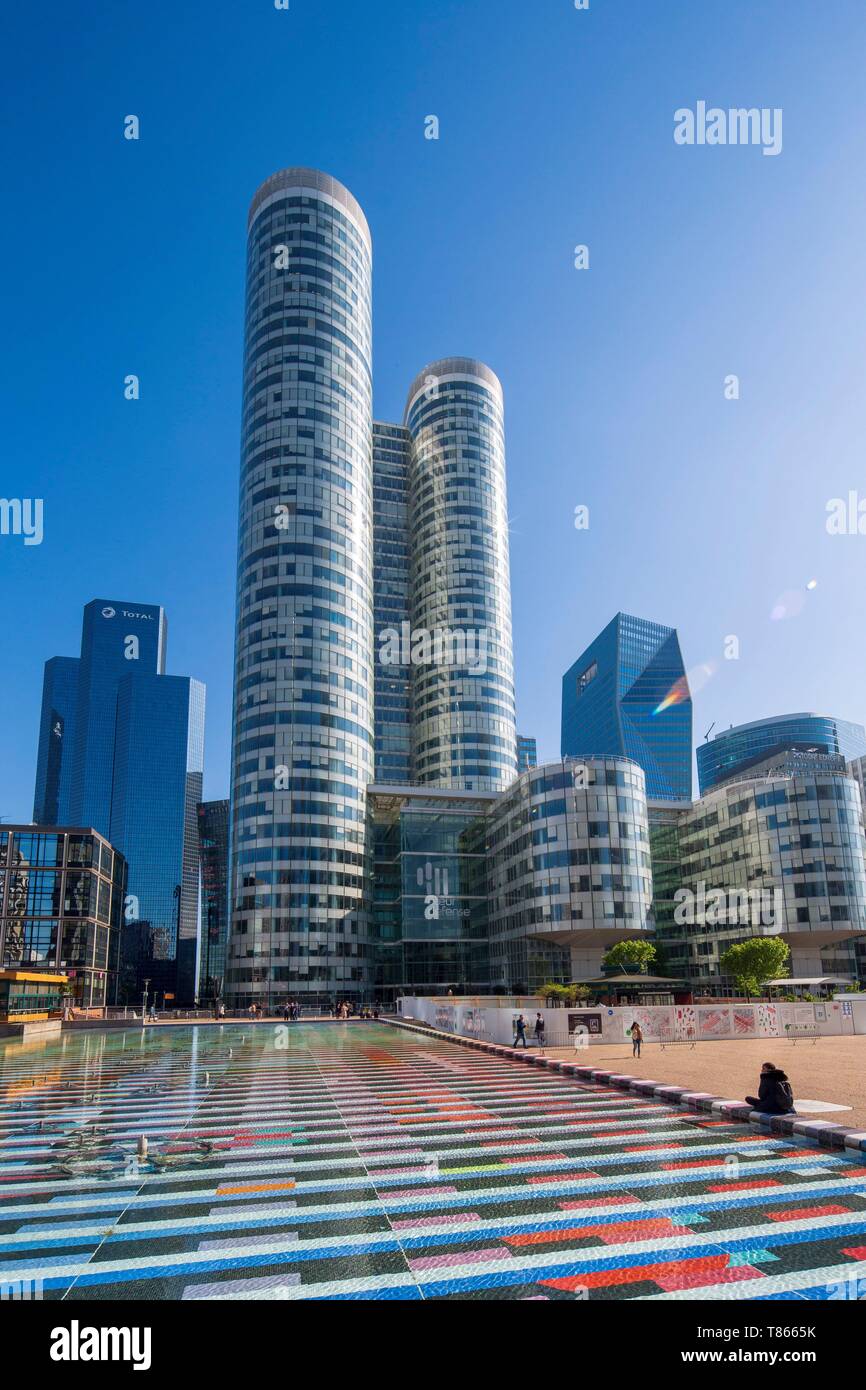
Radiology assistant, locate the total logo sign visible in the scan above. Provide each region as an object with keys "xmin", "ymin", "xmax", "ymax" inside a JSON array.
[{"xmin": 101, "ymin": 607, "xmax": 154, "ymax": 620}]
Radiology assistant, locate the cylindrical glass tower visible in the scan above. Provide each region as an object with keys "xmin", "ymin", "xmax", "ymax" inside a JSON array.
[
  {"xmin": 228, "ymin": 168, "xmax": 374, "ymax": 1007},
  {"xmin": 405, "ymin": 358, "xmax": 517, "ymax": 791}
]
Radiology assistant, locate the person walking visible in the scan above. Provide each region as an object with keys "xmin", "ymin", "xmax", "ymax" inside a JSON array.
[
  {"xmin": 512, "ymin": 1013, "xmax": 528, "ymax": 1048},
  {"xmin": 534, "ymin": 1012, "xmax": 546, "ymax": 1051},
  {"xmin": 630, "ymin": 1021, "xmax": 643, "ymax": 1058},
  {"xmin": 746, "ymin": 1062, "xmax": 795, "ymax": 1115}
]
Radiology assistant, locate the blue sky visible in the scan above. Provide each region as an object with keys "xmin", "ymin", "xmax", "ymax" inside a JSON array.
[{"xmin": 4, "ymin": 0, "xmax": 866, "ymax": 819}]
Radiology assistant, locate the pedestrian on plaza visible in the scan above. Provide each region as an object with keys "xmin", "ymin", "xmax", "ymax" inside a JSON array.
[
  {"xmin": 283, "ymin": 1003, "xmax": 290, "ymax": 1022},
  {"xmin": 746, "ymin": 1062, "xmax": 795, "ymax": 1115},
  {"xmin": 534, "ymin": 1012, "xmax": 546, "ymax": 1050},
  {"xmin": 630, "ymin": 1021, "xmax": 643, "ymax": 1058},
  {"xmin": 512, "ymin": 1013, "xmax": 528, "ymax": 1048}
]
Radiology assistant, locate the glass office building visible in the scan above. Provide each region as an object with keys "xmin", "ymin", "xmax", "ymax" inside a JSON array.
[
  {"xmin": 697, "ymin": 713, "xmax": 866, "ymax": 794},
  {"xmin": 561, "ymin": 612, "xmax": 692, "ymax": 801},
  {"xmin": 517, "ymin": 734, "xmax": 537, "ymax": 773},
  {"xmin": 486, "ymin": 757, "xmax": 653, "ymax": 993},
  {"xmin": 32, "ymin": 600, "xmax": 204, "ymax": 1004},
  {"xmin": 370, "ymin": 784, "xmax": 494, "ymax": 999},
  {"xmin": 651, "ymin": 769, "xmax": 866, "ymax": 992},
  {"xmin": 33, "ymin": 656, "xmax": 80, "ymax": 825},
  {"xmin": 198, "ymin": 799, "xmax": 230, "ymax": 1004},
  {"xmin": 69, "ymin": 600, "xmax": 168, "ymax": 834},
  {"xmin": 372, "ymin": 422, "xmax": 412, "ymax": 784},
  {"xmin": 405, "ymin": 358, "xmax": 517, "ymax": 792},
  {"xmin": 109, "ymin": 675, "xmax": 205, "ymax": 1003},
  {"xmin": 0, "ymin": 826, "xmax": 126, "ymax": 1009},
  {"xmin": 228, "ymin": 168, "xmax": 375, "ymax": 1008}
]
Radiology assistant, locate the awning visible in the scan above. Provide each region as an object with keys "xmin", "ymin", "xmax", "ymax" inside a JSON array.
[
  {"xmin": 571, "ymin": 974, "xmax": 683, "ymax": 987},
  {"xmin": 764, "ymin": 976, "xmax": 852, "ymax": 987}
]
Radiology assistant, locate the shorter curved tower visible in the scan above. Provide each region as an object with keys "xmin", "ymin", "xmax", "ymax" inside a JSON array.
[
  {"xmin": 404, "ymin": 358, "xmax": 517, "ymax": 792},
  {"xmin": 486, "ymin": 757, "xmax": 653, "ymax": 990}
]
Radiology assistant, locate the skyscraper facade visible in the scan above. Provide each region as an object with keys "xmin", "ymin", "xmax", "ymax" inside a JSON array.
[
  {"xmin": 33, "ymin": 657, "xmax": 80, "ymax": 825},
  {"xmin": 109, "ymin": 674, "xmax": 205, "ymax": 1002},
  {"xmin": 697, "ymin": 713, "xmax": 866, "ymax": 794},
  {"xmin": 228, "ymin": 170, "xmax": 520, "ymax": 1006},
  {"xmin": 228, "ymin": 169, "xmax": 375, "ymax": 1008},
  {"xmin": 197, "ymin": 799, "xmax": 230, "ymax": 1004},
  {"xmin": 372, "ymin": 421, "xmax": 412, "ymax": 784},
  {"xmin": 405, "ymin": 359, "xmax": 517, "ymax": 792},
  {"xmin": 69, "ymin": 601, "xmax": 167, "ymax": 834},
  {"xmin": 516, "ymin": 734, "xmax": 537, "ymax": 773},
  {"xmin": 32, "ymin": 600, "xmax": 204, "ymax": 1003},
  {"xmin": 561, "ymin": 612, "xmax": 692, "ymax": 801}
]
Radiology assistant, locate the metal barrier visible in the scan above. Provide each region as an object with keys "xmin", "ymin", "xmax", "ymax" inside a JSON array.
[
  {"xmin": 786, "ymin": 1024, "xmax": 820, "ymax": 1045},
  {"xmin": 660, "ymin": 1035, "xmax": 697, "ymax": 1050}
]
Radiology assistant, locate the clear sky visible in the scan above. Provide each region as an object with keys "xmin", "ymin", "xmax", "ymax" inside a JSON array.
[{"xmin": 4, "ymin": 0, "xmax": 866, "ymax": 820}]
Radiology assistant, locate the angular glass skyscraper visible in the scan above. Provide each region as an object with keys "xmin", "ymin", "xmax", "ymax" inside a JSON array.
[
  {"xmin": 32, "ymin": 600, "xmax": 204, "ymax": 1003},
  {"xmin": 405, "ymin": 359, "xmax": 517, "ymax": 792},
  {"xmin": 561, "ymin": 613, "xmax": 692, "ymax": 801},
  {"xmin": 228, "ymin": 169, "xmax": 375, "ymax": 1008},
  {"xmin": 697, "ymin": 713, "xmax": 866, "ymax": 794}
]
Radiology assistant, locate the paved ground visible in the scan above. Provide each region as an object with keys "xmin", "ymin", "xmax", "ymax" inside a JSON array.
[
  {"xmin": 1, "ymin": 1022, "xmax": 865, "ymax": 1301},
  {"xmin": 543, "ymin": 1037, "xmax": 866, "ymax": 1131}
]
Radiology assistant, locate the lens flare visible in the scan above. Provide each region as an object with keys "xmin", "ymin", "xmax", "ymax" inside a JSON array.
[
  {"xmin": 653, "ymin": 661, "xmax": 716, "ymax": 715},
  {"xmin": 770, "ymin": 589, "xmax": 807, "ymax": 621}
]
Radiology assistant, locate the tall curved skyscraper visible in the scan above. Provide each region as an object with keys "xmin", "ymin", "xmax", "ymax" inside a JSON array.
[
  {"xmin": 228, "ymin": 169, "xmax": 374, "ymax": 1008},
  {"xmin": 405, "ymin": 358, "xmax": 517, "ymax": 791}
]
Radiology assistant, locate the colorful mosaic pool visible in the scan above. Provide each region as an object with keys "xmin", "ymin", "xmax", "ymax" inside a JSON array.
[{"xmin": 1, "ymin": 1021, "xmax": 865, "ymax": 1300}]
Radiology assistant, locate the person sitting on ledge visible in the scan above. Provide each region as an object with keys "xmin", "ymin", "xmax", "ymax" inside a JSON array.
[{"xmin": 746, "ymin": 1062, "xmax": 795, "ymax": 1115}]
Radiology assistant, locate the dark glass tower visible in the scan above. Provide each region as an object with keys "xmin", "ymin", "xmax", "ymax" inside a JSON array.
[
  {"xmin": 33, "ymin": 657, "xmax": 80, "ymax": 824},
  {"xmin": 69, "ymin": 600, "xmax": 167, "ymax": 834},
  {"xmin": 228, "ymin": 168, "xmax": 374, "ymax": 1008},
  {"xmin": 561, "ymin": 612, "xmax": 692, "ymax": 801},
  {"xmin": 32, "ymin": 600, "xmax": 204, "ymax": 1003},
  {"xmin": 109, "ymin": 674, "xmax": 205, "ymax": 1003},
  {"xmin": 198, "ymin": 798, "xmax": 230, "ymax": 1003}
]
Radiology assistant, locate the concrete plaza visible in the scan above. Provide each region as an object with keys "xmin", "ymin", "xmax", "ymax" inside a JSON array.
[{"xmin": 543, "ymin": 1035, "xmax": 866, "ymax": 1131}]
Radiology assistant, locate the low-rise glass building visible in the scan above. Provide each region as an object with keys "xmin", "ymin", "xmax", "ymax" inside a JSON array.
[
  {"xmin": 371, "ymin": 784, "xmax": 494, "ymax": 999},
  {"xmin": 485, "ymin": 757, "xmax": 654, "ymax": 994},
  {"xmin": 0, "ymin": 826, "xmax": 126, "ymax": 1009},
  {"xmin": 651, "ymin": 770, "xmax": 866, "ymax": 992}
]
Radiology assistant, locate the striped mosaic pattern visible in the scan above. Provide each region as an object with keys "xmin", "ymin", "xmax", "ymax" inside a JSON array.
[{"xmin": 1, "ymin": 1022, "xmax": 865, "ymax": 1300}]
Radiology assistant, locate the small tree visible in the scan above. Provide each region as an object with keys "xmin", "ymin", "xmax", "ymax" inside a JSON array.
[
  {"xmin": 720, "ymin": 938, "xmax": 790, "ymax": 1000},
  {"xmin": 603, "ymin": 940, "xmax": 657, "ymax": 975},
  {"xmin": 541, "ymin": 981, "xmax": 568, "ymax": 1006}
]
